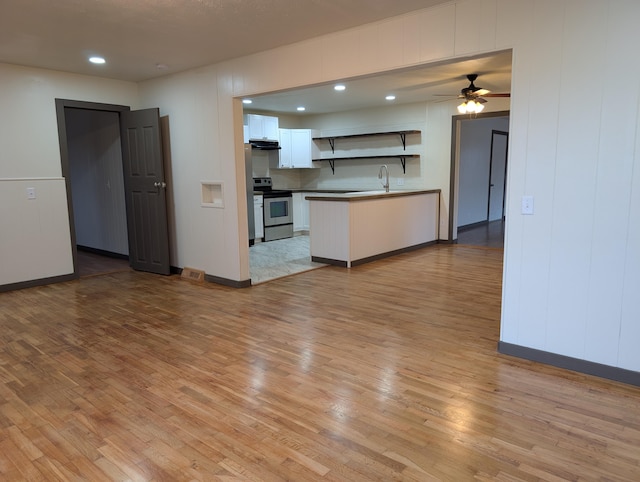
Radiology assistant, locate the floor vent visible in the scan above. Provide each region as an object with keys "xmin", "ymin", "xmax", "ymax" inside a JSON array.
[{"xmin": 181, "ymin": 267, "xmax": 205, "ymax": 282}]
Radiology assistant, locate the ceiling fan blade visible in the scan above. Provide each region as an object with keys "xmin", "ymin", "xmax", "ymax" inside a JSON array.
[
  {"xmin": 474, "ymin": 88, "xmax": 490, "ymax": 96},
  {"xmin": 483, "ymin": 93, "xmax": 511, "ymax": 98}
]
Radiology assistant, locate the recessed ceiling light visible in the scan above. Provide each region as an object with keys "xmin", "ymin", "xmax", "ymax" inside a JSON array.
[
  {"xmin": 296, "ymin": 106, "xmax": 306, "ymax": 111},
  {"xmin": 334, "ymin": 84, "xmax": 346, "ymax": 91},
  {"xmin": 156, "ymin": 63, "xmax": 169, "ymax": 71},
  {"xmin": 242, "ymin": 99, "xmax": 253, "ymax": 104},
  {"xmin": 89, "ymin": 56, "xmax": 106, "ymax": 64},
  {"xmin": 385, "ymin": 95, "xmax": 396, "ymax": 101}
]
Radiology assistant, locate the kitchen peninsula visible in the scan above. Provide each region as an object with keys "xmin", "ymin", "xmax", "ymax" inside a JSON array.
[{"xmin": 306, "ymin": 189, "xmax": 440, "ymax": 267}]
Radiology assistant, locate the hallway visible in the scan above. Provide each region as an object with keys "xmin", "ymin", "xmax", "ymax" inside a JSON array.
[{"xmin": 457, "ymin": 220, "xmax": 505, "ymax": 248}]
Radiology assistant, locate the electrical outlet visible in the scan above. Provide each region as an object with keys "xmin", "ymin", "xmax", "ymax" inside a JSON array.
[
  {"xmin": 397, "ymin": 178, "xmax": 405, "ymax": 186},
  {"xmin": 26, "ymin": 187, "xmax": 36, "ymax": 200},
  {"xmin": 521, "ymin": 195, "xmax": 534, "ymax": 215}
]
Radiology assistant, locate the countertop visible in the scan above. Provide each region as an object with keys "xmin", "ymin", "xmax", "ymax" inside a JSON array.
[{"xmin": 304, "ymin": 189, "xmax": 440, "ymax": 202}]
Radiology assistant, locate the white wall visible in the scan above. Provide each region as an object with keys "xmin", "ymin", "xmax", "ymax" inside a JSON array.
[
  {"xmin": 2, "ymin": 0, "xmax": 639, "ymax": 374},
  {"xmin": 298, "ymin": 103, "xmax": 426, "ymax": 191},
  {"xmin": 136, "ymin": 65, "xmax": 246, "ymax": 280},
  {"xmin": 0, "ymin": 64, "xmax": 138, "ymax": 285},
  {"xmin": 499, "ymin": 0, "xmax": 640, "ymax": 371}
]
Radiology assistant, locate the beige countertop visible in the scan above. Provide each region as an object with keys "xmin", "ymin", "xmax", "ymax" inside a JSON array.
[{"xmin": 304, "ymin": 189, "xmax": 440, "ymax": 202}]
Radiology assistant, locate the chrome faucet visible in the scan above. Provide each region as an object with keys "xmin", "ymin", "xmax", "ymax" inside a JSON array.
[{"xmin": 378, "ymin": 164, "xmax": 390, "ymax": 192}]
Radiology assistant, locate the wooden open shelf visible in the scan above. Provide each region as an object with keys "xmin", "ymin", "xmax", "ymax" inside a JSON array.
[
  {"xmin": 313, "ymin": 130, "xmax": 421, "ymax": 153},
  {"xmin": 312, "ymin": 154, "xmax": 420, "ymax": 174}
]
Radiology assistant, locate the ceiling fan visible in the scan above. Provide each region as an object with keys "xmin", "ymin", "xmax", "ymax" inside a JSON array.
[
  {"xmin": 442, "ymin": 73, "xmax": 510, "ymax": 114},
  {"xmin": 460, "ymin": 73, "xmax": 510, "ymax": 98}
]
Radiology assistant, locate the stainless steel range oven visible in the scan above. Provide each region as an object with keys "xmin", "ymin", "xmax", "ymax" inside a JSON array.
[{"xmin": 253, "ymin": 177, "xmax": 293, "ymax": 241}]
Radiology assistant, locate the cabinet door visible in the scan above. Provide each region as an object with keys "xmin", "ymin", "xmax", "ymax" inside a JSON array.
[
  {"xmin": 278, "ymin": 128, "xmax": 292, "ymax": 168},
  {"xmin": 254, "ymin": 195, "xmax": 264, "ymax": 239},
  {"xmin": 247, "ymin": 114, "xmax": 279, "ymax": 141},
  {"xmin": 263, "ymin": 116, "xmax": 279, "ymax": 142},
  {"xmin": 290, "ymin": 129, "xmax": 312, "ymax": 168}
]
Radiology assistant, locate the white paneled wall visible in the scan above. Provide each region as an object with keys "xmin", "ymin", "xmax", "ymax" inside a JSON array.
[
  {"xmin": 308, "ymin": 201, "xmax": 350, "ymax": 262},
  {"xmin": 0, "ymin": 179, "xmax": 73, "ymax": 284},
  {"xmin": 499, "ymin": 0, "xmax": 640, "ymax": 371}
]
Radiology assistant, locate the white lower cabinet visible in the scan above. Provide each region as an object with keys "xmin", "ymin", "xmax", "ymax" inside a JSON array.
[
  {"xmin": 292, "ymin": 192, "xmax": 312, "ymax": 233},
  {"xmin": 254, "ymin": 194, "xmax": 264, "ymax": 240}
]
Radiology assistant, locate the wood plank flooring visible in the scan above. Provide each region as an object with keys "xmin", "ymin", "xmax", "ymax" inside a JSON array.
[{"xmin": 1, "ymin": 245, "xmax": 639, "ymax": 481}]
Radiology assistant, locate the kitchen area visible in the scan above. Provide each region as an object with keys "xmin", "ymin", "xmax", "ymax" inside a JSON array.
[
  {"xmin": 240, "ymin": 53, "xmax": 512, "ymax": 286},
  {"xmin": 243, "ymin": 110, "xmax": 440, "ymax": 284},
  {"xmin": 244, "ymin": 113, "xmax": 328, "ymax": 284}
]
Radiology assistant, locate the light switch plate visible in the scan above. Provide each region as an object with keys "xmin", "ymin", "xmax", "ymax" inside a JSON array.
[
  {"xmin": 521, "ymin": 195, "xmax": 534, "ymax": 215},
  {"xmin": 26, "ymin": 187, "xmax": 36, "ymax": 200}
]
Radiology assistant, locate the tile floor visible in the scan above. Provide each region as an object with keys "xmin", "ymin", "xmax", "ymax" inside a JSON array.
[{"xmin": 249, "ymin": 235, "xmax": 327, "ymax": 285}]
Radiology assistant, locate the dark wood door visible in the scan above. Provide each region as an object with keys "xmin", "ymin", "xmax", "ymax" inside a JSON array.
[{"xmin": 120, "ymin": 108, "xmax": 170, "ymax": 275}]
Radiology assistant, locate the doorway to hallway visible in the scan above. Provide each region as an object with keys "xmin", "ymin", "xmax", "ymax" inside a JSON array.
[{"xmin": 55, "ymin": 99, "xmax": 172, "ymax": 278}]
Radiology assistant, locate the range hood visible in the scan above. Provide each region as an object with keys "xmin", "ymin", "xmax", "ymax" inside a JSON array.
[{"xmin": 250, "ymin": 140, "xmax": 280, "ymax": 150}]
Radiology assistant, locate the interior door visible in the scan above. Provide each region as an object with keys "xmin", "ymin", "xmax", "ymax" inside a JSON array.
[
  {"xmin": 120, "ymin": 108, "xmax": 171, "ymax": 275},
  {"xmin": 487, "ymin": 130, "xmax": 508, "ymax": 222}
]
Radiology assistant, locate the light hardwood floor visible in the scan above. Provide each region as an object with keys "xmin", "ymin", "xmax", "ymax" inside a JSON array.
[{"xmin": 1, "ymin": 245, "xmax": 639, "ymax": 481}]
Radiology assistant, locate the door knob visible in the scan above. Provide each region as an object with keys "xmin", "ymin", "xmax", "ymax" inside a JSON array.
[{"xmin": 154, "ymin": 181, "xmax": 167, "ymax": 188}]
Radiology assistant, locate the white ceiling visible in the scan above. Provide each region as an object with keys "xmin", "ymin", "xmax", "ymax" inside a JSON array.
[
  {"xmin": 1, "ymin": 0, "xmax": 449, "ymax": 82},
  {"xmin": 0, "ymin": 0, "xmax": 512, "ymax": 114}
]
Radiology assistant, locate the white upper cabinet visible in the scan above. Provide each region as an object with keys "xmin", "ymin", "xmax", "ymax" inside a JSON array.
[
  {"xmin": 278, "ymin": 128, "xmax": 319, "ymax": 168},
  {"xmin": 278, "ymin": 128, "xmax": 292, "ymax": 168},
  {"xmin": 247, "ymin": 114, "xmax": 279, "ymax": 141}
]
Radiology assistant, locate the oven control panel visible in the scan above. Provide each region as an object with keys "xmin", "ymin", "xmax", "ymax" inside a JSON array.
[{"xmin": 253, "ymin": 177, "xmax": 272, "ymax": 191}]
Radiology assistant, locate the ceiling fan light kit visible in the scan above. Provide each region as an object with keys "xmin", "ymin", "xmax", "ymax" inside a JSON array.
[{"xmin": 457, "ymin": 99, "xmax": 485, "ymax": 114}]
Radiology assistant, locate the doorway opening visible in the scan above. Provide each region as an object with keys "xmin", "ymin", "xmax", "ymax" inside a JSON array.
[
  {"xmin": 450, "ymin": 111, "xmax": 509, "ymax": 248},
  {"xmin": 55, "ymin": 99, "xmax": 171, "ymax": 277}
]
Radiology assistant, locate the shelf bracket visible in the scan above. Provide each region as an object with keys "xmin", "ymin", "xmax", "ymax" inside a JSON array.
[
  {"xmin": 399, "ymin": 156, "xmax": 406, "ymax": 174},
  {"xmin": 399, "ymin": 132, "xmax": 407, "ymax": 150},
  {"xmin": 329, "ymin": 159, "xmax": 335, "ymax": 174},
  {"xmin": 328, "ymin": 138, "xmax": 335, "ymax": 153}
]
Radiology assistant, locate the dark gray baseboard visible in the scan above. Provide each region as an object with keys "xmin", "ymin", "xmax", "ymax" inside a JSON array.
[
  {"xmin": 311, "ymin": 256, "xmax": 348, "ymax": 267},
  {"xmin": 458, "ymin": 220, "xmax": 488, "ymax": 232},
  {"xmin": 351, "ymin": 240, "xmax": 437, "ymax": 267},
  {"xmin": 205, "ymin": 273, "xmax": 251, "ymax": 288},
  {"xmin": 0, "ymin": 273, "xmax": 77, "ymax": 293},
  {"xmin": 312, "ymin": 240, "xmax": 438, "ymax": 268},
  {"xmin": 77, "ymin": 245, "xmax": 129, "ymax": 260},
  {"xmin": 498, "ymin": 341, "xmax": 640, "ymax": 387}
]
